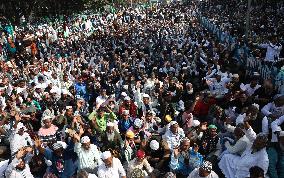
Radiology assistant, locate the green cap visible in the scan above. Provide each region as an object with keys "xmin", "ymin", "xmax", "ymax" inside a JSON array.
[{"xmin": 208, "ymin": 124, "xmax": 217, "ymax": 129}]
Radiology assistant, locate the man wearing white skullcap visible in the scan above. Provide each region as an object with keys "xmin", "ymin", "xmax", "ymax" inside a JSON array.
[
  {"xmin": 101, "ymin": 122, "xmax": 123, "ymax": 153},
  {"xmin": 34, "ymin": 137, "xmax": 77, "ymax": 177},
  {"xmin": 9, "ymin": 115, "xmax": 34, "ymax": 156},
  {"xmin": 97, "ymin": 151, "xmax": 126, "ymax": 178},
  {"xmin": 73, "ymin": 131, "xmax": 102, "ymax": 172},
  {"xmin": 150, "ymin": 140, "xmax": 160, "ymax": 151},
  {"xmin": 162, "ymin": 121, "xmax": 185, "ymax": 151}
]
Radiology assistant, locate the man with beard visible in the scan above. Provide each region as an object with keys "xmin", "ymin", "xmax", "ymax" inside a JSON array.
[
  {"xmin": 73, "ymin": 128, "xmax": 102, "ymax": 173},
  {"xmin": 101, "ymin": 122, "xmax": 123, "ymax": 155},
  {"xmin": 34, "ymin": 138, "xmax": 77, "ymax": 178},
  {"xmin": 219, "ymin": 121, "xmax": 269, "ymax": 178},
  {"xmin": 97, "ymin": 151, "xmax": 126, "ymax": 178},
  {"xmin": 57, "ymin": 89, "xmax": 74, "ymax": 112},
  {"xmin": 170, "ymin": 138, "xmax": 203, "ymax": 177},
  {"xmin": 9, "ymin": 114, "xmax": 34, "ymax": 156},
  {"xmin": 119, "ymin": 96, "xmax": 138, "ymax": 118},
  {"xmin": 5, "ymin": 147, "xmax": 34, "ymax": 178}
]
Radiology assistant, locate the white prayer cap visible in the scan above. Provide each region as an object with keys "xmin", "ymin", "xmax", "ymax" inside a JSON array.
[
  {"xmin": 182, "ymin": 62, "xmax": 186, "ymax": 65},
  {"xmin": 62, "ymin": 89, "xmax": 68, "ymax": 95},
  {"xmin": 57, "ymin": 141, "xmax": 67, "ymax": 149},
  {"xmin": 252, "ymin": 103, "xmax": 260, "ymax": 110},
  {"xmin": 142, "ymin": 93, "xmax": 150, "ymax": 98},
  {"xmin": 52, "ymin": 142, "xmax": 63, "ymax": 150},
  {"xmin": 101, "ymin": 151, "xmax": 112, "ymax": 160},
  {"xmin": 150, "ymin": 140, "xmax": 159, "ymax": 150},
  {"xmin": 81, "ymin": 136, "xmax": 90, "ymax": 143},
  {"xmin": 16, "ymin": 122, "xmax": 26, "ymax": 131},
  {"xmin": 121, "ymin": 92, "xmax": 127, "ymax": 97},
  {"xmin": 169, "ymin": 121, "xmax": 178, "ymax": 127},
  {"xmin": 134, "ymin": 118, "xmax": 143, "ymax": 128},
  {"xmin": 6, "ymin": 61, "xmax": 13, "ymax": 68},
  {"xmin": 122, "ymin": 110, "xmax": 129, "ymax": 115},
  {"xmin": 232, "ymin": 74, "xmax": 239, "ymax": 78},
  {"xmin": 66, "ymin": 106, "xmax": 73, "ymax": 110},
  {"xmin": 124, "ymin": 96, "xmax": 131, "ymax": 101},
  {"xmin": 107, "ymin": 122, "xmax": 115, "ymax": 127},
  {"xmin": 192, "ymin": 120, "xmax": 200, "ymax": 127},
  {"xmin": 42, "ymin": 115, "xmax": 52, "ymax": 121}
]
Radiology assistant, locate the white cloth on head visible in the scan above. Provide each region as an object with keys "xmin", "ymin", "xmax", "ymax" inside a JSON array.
[
  {"xmin": 97, "ymin": 157, "xmax": 126, "ymax": 178},
  {"xmin": 187, "ymin": 168, "xmax": 219, "ymax": 178},
  {"xmin": 74, "ymin": 142, "xmax": 102, "ymax": 170},
  {"xmin": 150, "ymin": 140, "xmax": 159, "ymax": 150},
  {"xmin": 101, "ymin": 151, "xmax": 112, "ymax": 160},
  {"xmin": 81, "ymin": 136, "xmax": 90, "ymax": 143},
  {"xmin": 5, "ymin": 157, "xmax": 34, "ymax": 178},
  {"xmin": 192, "ymin": 120, "xmax": 200, "ymax": 127},
  {"xmin": 107, "ymin": 122, "xmax": 115, "ymax": 127},
  {"xmin": 9, "ymin": 127, "xmax": 34, "ymax": 156}
]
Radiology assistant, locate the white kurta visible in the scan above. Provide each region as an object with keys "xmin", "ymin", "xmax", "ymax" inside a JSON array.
[
  {"xmin": 162, "ymin": 129, "xmax": 185, "ymax": 151},
  {"xmin": 218, "ymin": 127, "xmax": 269, "ymax": 178},
  {"xmin": 97, "ymin": 157, "xmax": 126, "ymax": 178},
  {"xmin": 74, "ymin": 143, "xmax": 102, "ymax": 170},
  {"xmin": 187, "ymin": 168, "xmax": 219, "ymax": 178},
  {"xmin": 5, "ymin": 158, "xmax": 34, "ymax": 178},
  {"xmin": 9, "ymin": 131, "xmax": 33, "ymax": 156}
]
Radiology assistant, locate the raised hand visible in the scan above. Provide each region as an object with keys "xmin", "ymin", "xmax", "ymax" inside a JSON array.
[
  {"xmin": 16, "ymin": 148, "xmax": 26, "ymax": 159},
  {"xmin": 34, "ymin": 137, "xmax": 42, "ymax": 148},
  {"xmin": 173, "ymin": 148, "xmax": 180, "ymax": 159},
  {"xmin": 15, "ymin": 114, "xmax": 21, "ymax": 122}
]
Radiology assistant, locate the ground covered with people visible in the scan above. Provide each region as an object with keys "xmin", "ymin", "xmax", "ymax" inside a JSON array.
[{"xmin": 0, "ymin": 1, "xmax": 283, "ymax": 178}]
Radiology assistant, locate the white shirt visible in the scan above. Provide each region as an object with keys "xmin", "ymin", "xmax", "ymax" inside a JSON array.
[
  {"xmin": 162, "ymin": 129, "xmax": 185, "ymax": 151},
  {"xmin": 9, "ymin": 131, "xmax": 33, "ymax": 156},
  {"xmin": 97, "ymin": 157, "xmax": 126, "ymax": 178},
  {"xmin": 74, "ymin": 143, "xmax": 102, "ymax": 170},
  {"xmin": 207, "ymin": 77, "xmax": 230, "ymax": 95},
  {"xmin": 261, "ymin": 102, "xmax": 284, "ymax": 117},
  {"xmin": 259, "ymin": 43, "xmax": 282, "ymax": 62},
  {"xmin": 225, "ymin": 135, "xmax": 249, "ymax": 156},
  {"xmin": 5, "ymin": 158, "xmax": 33, "ymax": 178},
  {"xmin": 187, "ymin": 168, "xmax": 219, "ymax": 178},
  {"xmin": 219, "ymin": 127, "xmax": 269, "ymax": 178},
  {"xmin": 240, "ymin": 83, "xmax": 261, "ymax": 96},
  {"xmin": 271, "ymin": 115, "xmax": 284, "ymax": 136},
  {"xmin": 96, "ymin": 95, "xmax": 108, "ymax": 108}
]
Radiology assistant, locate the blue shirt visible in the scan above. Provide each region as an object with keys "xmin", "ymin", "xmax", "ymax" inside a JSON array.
[
  {"xmin": 170, "ymin": 149, "xmax": 203, "ymax": 176},
  {"xmin": 118, "ymin": 118, "xmax": 133, "ymax": 133},
  {"xmin": 44, "ymin": 143, "xmax": 77, "ymax": 178}
]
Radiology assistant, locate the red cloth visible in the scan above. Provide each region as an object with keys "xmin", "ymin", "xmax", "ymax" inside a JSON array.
[
  {"xmin": 119, "ymin": 101, "xmax": 138, "ymax": 117},
  {"xmin": 193, "ymin": 98, "xmax": 216, "ymax": 117},
  {"xmin": 136, "ymin": 149, "xmax": 145, "ymax": 159}
]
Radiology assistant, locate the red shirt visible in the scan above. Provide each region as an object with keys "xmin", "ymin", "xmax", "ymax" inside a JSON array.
[{"xmin": 193, "ymin": 98, "xmax": 216, "ymax": 117}]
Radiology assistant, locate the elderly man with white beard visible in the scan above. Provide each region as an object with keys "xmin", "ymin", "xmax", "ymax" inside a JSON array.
[
  {"xmin": 101, "ymin": 122, "xmax": 123, "ymax": 154},
  {"xmin": 73, "ymin": 127, "xmax": 102, "ymax": 173},
  {"xmin": 218, "ymin": 121, "xmax": 269, "ymax": 178}
]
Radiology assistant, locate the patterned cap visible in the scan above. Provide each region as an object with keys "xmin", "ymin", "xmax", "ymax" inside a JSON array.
[{"xmin": 200, "ymin": 161, "xmax": 212, "ymax": 172}]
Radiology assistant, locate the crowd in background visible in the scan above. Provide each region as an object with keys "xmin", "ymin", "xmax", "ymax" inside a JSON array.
[{"xmin": 0, "ymin": 1, "xmax": 283, "ymax": 178}]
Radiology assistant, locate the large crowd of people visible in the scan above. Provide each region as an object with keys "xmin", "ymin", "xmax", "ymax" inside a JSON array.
[{"xmin": 0, "ymin": 1, "xmax": 283, "ymax": 178}]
